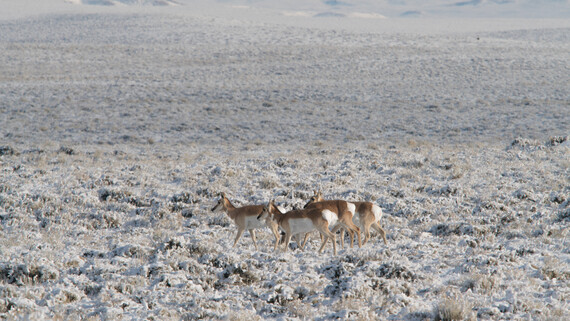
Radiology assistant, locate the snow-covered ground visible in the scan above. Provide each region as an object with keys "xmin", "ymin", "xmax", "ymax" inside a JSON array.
[{"xmin": 1, "ymin": 1, "xmax": 569, "ymax": 320}]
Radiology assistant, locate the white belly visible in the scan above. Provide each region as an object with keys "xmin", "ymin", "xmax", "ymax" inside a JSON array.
[
  {"xmin": 288, "ymin": 218, "xmax": 314, "ymax": 234},
  {"xmin": 244, "ymin": 215, "xmax": 266, "ymax": 229}
]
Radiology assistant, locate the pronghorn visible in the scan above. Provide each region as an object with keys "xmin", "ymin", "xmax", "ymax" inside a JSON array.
[
  {"xmin": 258, "ymin": 200, "xmax": 338, "ymax": 255},
  {"xmin": 309, "ymin": 191, "xmax": 387, "ymax": 245},
  {"xmin": 211, "ymin": 193, "xmax": 280, "ymax": 251},
  {"xmin": 303, "ymin": 193, "xmax": 362, "ymax": 249},
  {"xmin": 256, "ymin": 200, "xmax": 310, "ymax": 251}
]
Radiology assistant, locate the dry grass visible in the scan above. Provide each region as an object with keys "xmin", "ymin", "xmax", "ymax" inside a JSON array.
[{"xmin": 434, "ymin": 295, "xmax": 473, "ymax": 321}]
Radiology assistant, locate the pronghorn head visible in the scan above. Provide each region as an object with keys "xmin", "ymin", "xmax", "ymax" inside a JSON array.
[
  {"xmin": 257, "ymin": 200, "xmax": 277, "ymax": 221},
  {"xmin": 303, "ymin": 190, "xmax": 324, "ymax": 208},
  {"xmin": 211, "ymin": 192, "xmax": 228, "ymax": 212}
]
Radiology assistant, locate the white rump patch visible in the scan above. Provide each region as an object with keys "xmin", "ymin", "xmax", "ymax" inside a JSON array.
[
  {"xmin": 346, "ymin": 202, "xmax": 356, "ymax": 215},
  {"xmin": 244, "ymin": 215, "xmax": 266, "ymax": 229},
  {"xmin": 289, "ymin": 218, "xmax": 314, "ymax": 234},
  {"xmin": 321, "ymin": 209, "xmax": 338, "ymax": 226},
  {"xmin": 372, "ymin": 204, "xmax": 383, "ymax": 222}
]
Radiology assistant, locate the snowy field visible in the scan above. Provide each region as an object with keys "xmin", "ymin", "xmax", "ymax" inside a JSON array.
[{"xmin": 1, "ymin": 0, "xmax": 569, "ymax": 320}]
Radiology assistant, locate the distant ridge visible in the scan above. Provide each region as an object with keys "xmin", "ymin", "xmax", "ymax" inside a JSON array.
[{"xmin": 68, "ymin": 0, "xmax": 178, "ymax": 6}]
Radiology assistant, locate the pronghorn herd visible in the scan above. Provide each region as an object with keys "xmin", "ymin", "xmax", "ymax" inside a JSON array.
[{"xmin": 211, "ymin": 191, "xmax": 387, "ymax": 255}]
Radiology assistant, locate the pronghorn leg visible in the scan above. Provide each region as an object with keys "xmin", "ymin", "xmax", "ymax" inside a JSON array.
[
  {"xmin": 270, "ymin": 226, "xmax": 280, "ymax": 251},
  {"xmin": 294, "ymin": 234, "xmax": 306, "ymax": 250},
  {"xmin": 372, "ymin": 222, "xmax": 388, "ymax": 244},
  {"xmin": 337, "ymin": 220, "xmax": 360, "ymax": 248},
  {"xmin": 306, "ymin": 232, "xmax": 324, "ymax": 248},
  {"xmin": 355, "ymin": 226, "xmax": 362, "ymax": 248},
  {"xmin": 233, "ymin": 227, "xmax": 245, "ymax": 248},
  {"xmin": 317, "ymin": 237, "xmax": 328, "ymax": 253},
  {"xmin": 343, "ymin": 213, "xmax": 362, "ymax": 248},
  {"xmin": 249, "ymin": 229, "xmax": 259, "ymax": 251},
  {"xmin": 342, "ymin": 228, "xmax": 348, "ymax": 248},
  {"xmin": 291, "ymin": 234, "xmax": 300, "ymax": 249},
  {"xmin": 317, "ymin": 228, "xmax": 337, "ymax": 255},
  {"xmin": 357, "ymin": 218, "xmax": 374, "ymax": 245},
  {"xmin": 299, "ymin": 233, "xmax": 310, "ymax": 250},
  {"xmin": 332, "ymin": 233, "xmax": 337, "ymax": 255},
  {"xmin": 317, "ymin": 234, "xmax": 329, "ymax": 253},
  {"xmin": 300, "ymin": 231, "xmax": 323, "ymax": 250},
  {"xmin": 362, "ymin": 222, "xmax": 371, "ymax": 245},
  {"xmin": 338, "ymin": 227, "xmax": 350, "ymax": 248},
  {"xmin": 331, "ymin": 224, "xmax": 345, "ymax": 248}
]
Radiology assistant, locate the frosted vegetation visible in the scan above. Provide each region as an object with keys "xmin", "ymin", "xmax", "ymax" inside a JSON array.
[{"xmin": 1, "ymin": 1, "xmax": 569, "ymax": 320}]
